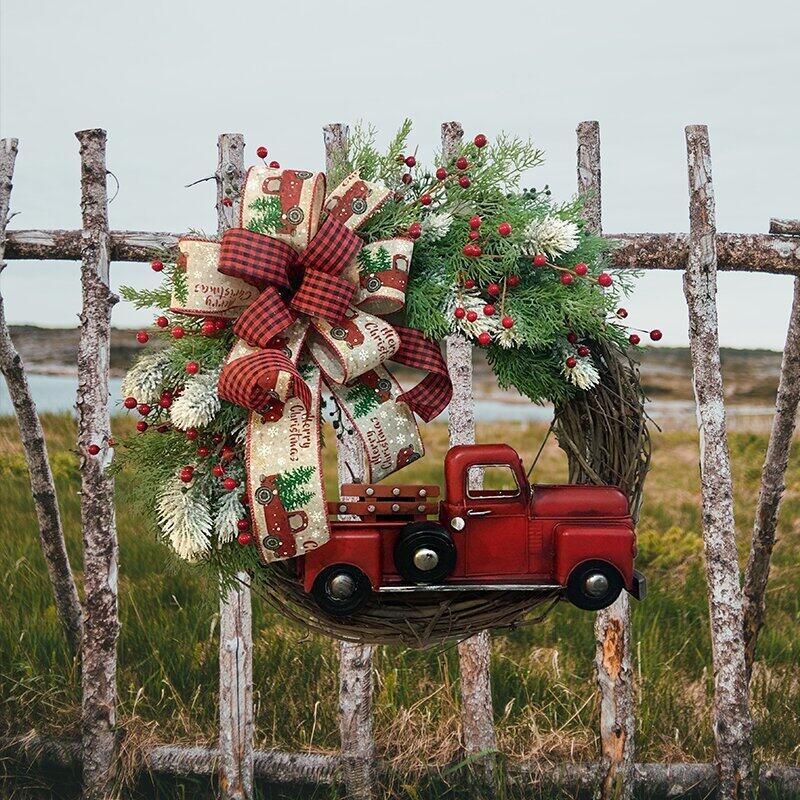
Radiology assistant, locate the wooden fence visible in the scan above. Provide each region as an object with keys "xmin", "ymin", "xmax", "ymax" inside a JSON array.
[{"xmin": 1, "ymin": 122, "xmax": 800, "ymax": 800}]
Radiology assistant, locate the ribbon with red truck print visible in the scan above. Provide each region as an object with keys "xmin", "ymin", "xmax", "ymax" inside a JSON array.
[{"xmin": 170, "ymin": 166, "xmax": 452, "ymax": 564}]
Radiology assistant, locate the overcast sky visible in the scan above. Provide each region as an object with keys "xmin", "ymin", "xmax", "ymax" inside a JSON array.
[{"xmin": 1, "ymin": 0, "xmax": 798, "ymax": 348}]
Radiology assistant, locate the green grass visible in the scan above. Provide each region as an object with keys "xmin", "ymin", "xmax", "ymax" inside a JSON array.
[{"xmin": 1, "ymin": 414, "xmax": 799, "ymax": 798}]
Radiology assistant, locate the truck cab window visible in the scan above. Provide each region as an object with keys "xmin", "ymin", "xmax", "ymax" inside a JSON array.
[{"xmin": 467, "ymin": 464, "xmax": 521, "ymax": 500}]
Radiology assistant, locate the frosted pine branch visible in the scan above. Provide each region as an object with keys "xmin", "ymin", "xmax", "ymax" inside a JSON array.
[
  {"xmin": 169, "ymin": 367, "xmax": 221, "ymax": 430},
  {"xmin": 156, "ymin": 478, "xmax": 213, "ymax": 561},
  {"xmin": 523, "ymin": 216, "xmax": 579, "ymax": 259},
  {"xmin": 121, "ymin": 350, "xmax": 172, "ymax": 405},
  {"xmin": 420, "ymin": 211, "xmax": 453, "ymax": 242},
  {"xmin": 444, "ymin": 288, "xmax": 501, "ymax": 340},
  {"xmin": 562, "ymin": 346, "xmax": 601, "ymax": 390},
  {"xmin": 213, "ymin": 489, "xmax": 245, "ymax": 545}
]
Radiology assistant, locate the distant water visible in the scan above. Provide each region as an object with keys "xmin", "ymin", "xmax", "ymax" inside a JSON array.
[{"xmin": 0, "ymin": 372, "xmax": 776, "ymax": 430}]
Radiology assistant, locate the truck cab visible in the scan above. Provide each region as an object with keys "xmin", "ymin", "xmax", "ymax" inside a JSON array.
[{"xmin": 301, "ymin": 443, "xmax": 646, "ymax": 617}]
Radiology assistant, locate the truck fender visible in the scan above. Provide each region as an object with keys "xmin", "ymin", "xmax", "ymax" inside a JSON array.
[
  {"xmin": 553, "ymin": 524, "xmax": 635, "ymax": 590},
  {"xmin": 302, "ymin": 528, "xmax": 382, "ymax": 593}
]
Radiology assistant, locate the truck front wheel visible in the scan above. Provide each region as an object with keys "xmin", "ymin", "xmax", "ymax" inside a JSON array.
[
  {"xmin": 565, "ymin": 560, "xmax": 623, "ymax": 611},
  {"xmin": 394, "ymin": 522, "xmax": 456, "ymax": 584},
  {"xmin": 311, "ymin": 564, "xmax": 372, "ymax": 617}
]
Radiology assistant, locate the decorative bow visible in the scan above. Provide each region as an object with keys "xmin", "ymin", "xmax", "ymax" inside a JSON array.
[{"xmin": 171, "ymin": 167, "xmax": 451, "ymax": 563}]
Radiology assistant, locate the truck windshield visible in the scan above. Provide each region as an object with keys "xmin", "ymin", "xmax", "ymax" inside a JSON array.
[{"xmin": 466, "ymin": 464, "xmax": 521, "ymax": 499}]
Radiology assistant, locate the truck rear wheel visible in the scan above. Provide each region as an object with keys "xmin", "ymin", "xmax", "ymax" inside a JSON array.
[
  {"xmin": 394, "ymin": 522, "xmax": 456, "ymax": 584},
  {"xmin": 566, "ymin": 559, "xmax": 623, "ymax": 611},
  {"xmin": 311, "ymin": 564, "xmax": 371, "ymax": 617}
]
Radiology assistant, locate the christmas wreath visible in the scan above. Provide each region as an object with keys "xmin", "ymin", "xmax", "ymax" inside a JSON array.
[{"xmin": 117, "ymin": 122, "xmax": 654, "ymax": 645}]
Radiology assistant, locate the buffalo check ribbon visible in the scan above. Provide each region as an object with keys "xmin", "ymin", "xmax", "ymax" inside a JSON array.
[{"xmin": 170, "ymin": 166, "xmax": 451, "ymax": 564}]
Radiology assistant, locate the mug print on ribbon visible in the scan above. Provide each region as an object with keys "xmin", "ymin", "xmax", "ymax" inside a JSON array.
[{"xmin": 171, "ymin": 166, "xmax": 452, "ymax": 564}]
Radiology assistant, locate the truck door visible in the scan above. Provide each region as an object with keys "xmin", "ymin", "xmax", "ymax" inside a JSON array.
[{"xmin": 463, "ymin": 463, "xmax": 528, "ymax": 577}]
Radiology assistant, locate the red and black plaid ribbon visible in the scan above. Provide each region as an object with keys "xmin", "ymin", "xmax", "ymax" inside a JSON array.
[{"xmin": 392, "ymin": 326, "xmax": 453, "ymax": 422}]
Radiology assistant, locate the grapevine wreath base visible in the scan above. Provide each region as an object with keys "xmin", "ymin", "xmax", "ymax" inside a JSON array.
[{"xmin": 241, "ymin": 341, "xmax": 650, "ymax": 647}]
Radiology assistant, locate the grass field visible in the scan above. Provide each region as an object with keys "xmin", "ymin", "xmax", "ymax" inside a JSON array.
[{"xmin": 1, "ymin": 413, "xmax": 799, "ymax": 797}]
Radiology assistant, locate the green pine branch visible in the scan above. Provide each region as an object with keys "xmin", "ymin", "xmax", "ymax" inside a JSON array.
[{"xmin": 246, "ymin": 196, "xmax": 282, "ymax": 235}]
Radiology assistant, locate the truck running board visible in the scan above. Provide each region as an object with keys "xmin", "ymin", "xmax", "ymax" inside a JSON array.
[{"xmin": 378, "ymin": 583, "xmax": 563, "ymax": 593}]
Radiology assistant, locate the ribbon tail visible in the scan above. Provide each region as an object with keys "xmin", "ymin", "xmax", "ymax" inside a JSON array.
[{"xmin": 391, "ymin": 326, "xmax": 453, "ymax": 423}]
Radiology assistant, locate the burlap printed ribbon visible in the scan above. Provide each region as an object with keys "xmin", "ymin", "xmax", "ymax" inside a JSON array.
[{"xmin": 171, "ymin": 167, "xmax": 452, "ymax": 564}]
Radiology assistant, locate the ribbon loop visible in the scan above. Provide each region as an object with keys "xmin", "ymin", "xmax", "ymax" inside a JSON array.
[
  {"xmin": 218, "ymin": 227, "xmax": 297, "ymax": 290},
  {"xmin": 232, "ymin": 286, "xmax": 297, "ymax": 349},
  {"xmin": 291, "ymin": 271, "xmax": 356, "ymax": 323}
]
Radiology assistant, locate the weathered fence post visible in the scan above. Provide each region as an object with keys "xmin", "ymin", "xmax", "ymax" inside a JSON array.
[
  {"xmin": 742, "ymin": 268, "xmax": 800, "ymax": 676},
  {"xmin": 442, "ymin": 120, "xmax": 498, "ymax": 791},
  {"xmin": 75, "ymin": 128, "xmax": 119, "ymax": 800},
  {"xmin": 215, "ymin": 133, "xmax": 254, "ymax": 800},
  {"xmin": 576, "ymin": 121, "xmax": 635, "ymax": 800},
  {"xmin": 683, "ymin": 125, "xmax": 752, "ymax": 799},
  {"xmin": 0, "ymin": 139, "xmax": 84, "ymax": 656},
  {"xmin": 325, "ymin": 122, "xmax": 377, "ymax": 800}
]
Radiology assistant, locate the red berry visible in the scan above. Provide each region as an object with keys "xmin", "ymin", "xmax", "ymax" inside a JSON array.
[
  {"xmin": 458, "ymin": 175, "xmax": 471, "ymax": 188},
  {"xmin": 136, "ymin": 331, "xmax": 149, "ymax": 344},
  {"xmin": 567, "ymin": 332, "xmax": 578, "ymax": 344},
  {"xmin": 124, "ymin": 396, "xmax": 137, "ymax": 409},
  {"xmin": 650, "ymin": 329, "xmax": 663, "ymax": 341},
  {"xmin": 469, "ymin": 216, "xmax": 482, "ymax": 229},
  {"xmin": 185, "ymin": 427, "xmax": 198, "ymax": 441},
  {"xmin": 533, "ymin": 254, "xmax": 547, "ymax": 267},
  {"xmin": 507, "ymin": 274, "xmax": 520, "ymax": 287},
  {"xmin": 223, "ymin": 477, "xmax": 238, "ymax": 491},
  {"xmin": 629, "ymin": 333, "xmax": 641, "ymax": 345},
  {"xmin": 269, "ymin": 161, "xmax": 280, "ymax": 169},
  {"xmin": 157, "ymin": 424, "xmax": 171, "ymax": 434},
  {"xmin": 454, "ymin": 307, "xmax": 466, "ymax": 320},
  {"xmin": 136, "ymin": 421, "xmax": 148, "ymax": 433},
  {"xmin": 156, "ymin": 315, "xmax": 169, "ymax": 328},
  {"xmin": 560, "ymin": 273, "xmax": 574, "ymax": 285},
  {"xmin": 477, "ymin": 332, "xmax": 491, "ymax": 346},
  {"xmin": 179, "ymin": 468, "xmax": 194, "ymax": 484},
  {"xmin": 486, "ymin": 282, "xmax": 500, "ymax": 297},
  {"xmin": 456, "ymin": 157, "xmax": 468, "ymax": 170},
  {"xmin": 201, "ymin": 320, "xmax": 217, "ymax": 336},
  {"xmin": 502, "ymin": 316, "xmax": 514, "ymax": 329},
  {"xmin": 171, "ymin": 326, "xmax": 185, "ymax": 339},
  {"xmin": 404, "ymin": 155, "xmax": 416, "ymax": 167},
  {"xmin": 256, "ymin": 146, "xmax": 268, "ymax": 159},
  {"xmin": 483, "ymin": 304, "xmax": 496, "ymax": 316},
  {"xmin": 212, "ymin": 464, "xmax": 225, "ymax": 477},
  {"xmin": 197, "ymin": 446, "xmax": 210, "ymax": 457},
  {"xmin": 151, "ymin": 260, "xmax": 164, "ymax": 272},
  {"xmin": 616, "ymin": 308, "xmax": 628, "ymax": 319},
  {"xmin": 598, "ymin": 272, "xmax": 613, "ymax": 287},
  {"xmin": 436, "ymin": 167, "xmax": 447, "ymax": 180},
  {"xmin": 420, "ymin": 193, "xmax": 432, "ymax": 206},
  {"xmin": 402, "ymin": 173, "xmax": 412, "ymax": 185},
  {"xmin": 498, "ymin": 222, "xmax": 512, "ymax": 236},
  {"xmin": 468, "ymin": 230, "xmax": 480, "ymax": 240},
  {"xmin": 214, "ymin": 318, "xmax": 228, "ymax": 331},
  {"xmin": 236, "ymin": 532, "xmax": 253, "ymax": 546},
  {"xmin": 464, "ymin": 278, "xmax": 476, "ymax": 289},
  {"xmin": 87, "ymin": 443, "xmax": 101, "ymax": 455},
  {"xmin": 159, "ymin": 395, "xmax": 173, "ymax": 409},
  {"xmin": 237, "ymin": 518, "xmax": 251, "ymax": 532},
  {"xmin": 221, "ymin": 446, "xmax": 235, "ymax": 461},
  {"xmin": 222, "ymin": 197, "xmax": 233, "ymax": 207},
  {"xmin": 462, "ymin": 244, "xmax": 476, "ymax": 257},
  {"xmin": 137, "ymin": 403, "xmax": 151, "ymax": 416},
  {"xmin": 577, "ymin": 345, "xmax": 590, "ymax": 357},
  {"xmin": 212, "ymin": 434, "xmax": 224, "ymax": 444},
  {"xmin": 566, "ymin": 356, "xmax": 578, "ymax": 369},
  {"xmin": 185, "ymin": 361, "xmax": 199, "ymax": 375},
  {"xmin": 574, "ymin": 262, "xmax": 588, "ymax": 276},
  {"xmin": 474, "ymin": 134, "xmax": 488, "ymax": 148},
  {"xmin": 466, "ymin": 310, "xmax": 478, "ymax": 322}
]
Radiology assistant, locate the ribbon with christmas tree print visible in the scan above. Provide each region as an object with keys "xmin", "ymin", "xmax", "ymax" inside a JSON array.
[{"xmin": 170, "ymin": 166, "xmax": 451, "ymax": 563}]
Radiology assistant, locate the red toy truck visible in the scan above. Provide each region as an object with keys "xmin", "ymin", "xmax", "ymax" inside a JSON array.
[{"xmin": 298, "ymin": 444, "xmax": 646, "ymax": 616}]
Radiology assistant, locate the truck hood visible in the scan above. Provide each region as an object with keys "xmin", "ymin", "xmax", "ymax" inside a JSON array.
[{"xmin": 531, "ymin": 484, "xmax": 629, "ymax": 518}]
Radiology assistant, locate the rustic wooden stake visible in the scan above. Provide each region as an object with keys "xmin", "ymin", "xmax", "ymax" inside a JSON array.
[
  {"xmin": 441, "ymin": 120, "xmax": 498, "ymax": 791},
  {"xmin": 576, "ymin": 121, "xmax": 635, "ymax": 800},
  {"xmin": 325, "ymin": 122, "xmax": 376, "ymax": 800},
  {"xmin": 0, "ymin": 139, "xmax": 84, "ymax": 656},
  {"xmin": 214, "ymin": 133, "xmax": 254, "ymax": 800},
  {"xmin": 769, "ymin": 218, "xmax": 800, "ymax": 235},
  {"xmin": 75, "ymin": 128, "xmax": 119, "ymax": 800},
  {"xmin": 683, "ymin": 125, "xmax": 752, "ymax": 799},
  {"xmin": 742, "ymin": 274, "xmax": 800, "ymax": 676}
]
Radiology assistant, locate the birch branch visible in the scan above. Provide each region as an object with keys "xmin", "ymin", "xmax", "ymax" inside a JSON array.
[
  {"xmin": 0, "ymin": 139, "xmax": 83, "ymax": 656},
  {"xmin": 683, "ymin": 125, "xmax": 752, "ymax": 800},
  {"xmin": 576, "ymin": 120, "xmax": 635, "ymax": 800},
  {"xmin": 75, "ymin": 128, "xmax": 119, "ymax": 800},
  {"xmin": 769, "ymin": 218, "xmax": 800, "ymax": 235},
  {"xmin": 742, "ymin": 275, "xmax": 800, "ymax": 676}
]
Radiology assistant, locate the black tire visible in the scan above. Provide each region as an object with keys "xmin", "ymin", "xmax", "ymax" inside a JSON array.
[
  {"xmin": 394, "ymin": 522, "xmax": 456, "ymax": 584},
  {"xmin": 330, "ymin": 327, "xmax": 347, "ymax": 341},
  {"xmin": 565, "ymin": 559, "xmax": 623, "ymax": 611},
  {"xmin": 366, "ymin": 276, "xmax": 382, "ymax": 293},
  {"xmin": 375, "ymin": 378, "xmax": 392, "ymax": 393},
  {"xmin": 311, "ymin": 564, "xmax": 372, "ymax": 617}
]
